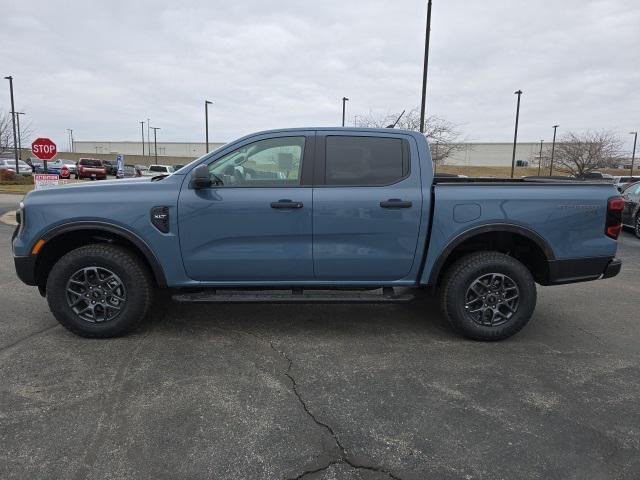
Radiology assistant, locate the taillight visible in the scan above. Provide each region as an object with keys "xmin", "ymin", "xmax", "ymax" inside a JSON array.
[{"xmin": 606, "ymin": 196, "xmax": 624, "ymax": 239}]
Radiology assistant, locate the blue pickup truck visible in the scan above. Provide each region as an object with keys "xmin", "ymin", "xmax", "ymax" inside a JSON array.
[{"xmin": 12, "ymin": 128, "xmax": 624, "ymax": 340}]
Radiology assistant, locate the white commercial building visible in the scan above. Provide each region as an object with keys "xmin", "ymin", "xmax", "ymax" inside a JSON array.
[
  {"xmin": 73, "ymin": 141, "xmax": 226, "ymax": 158},
  {"xmin": 73, "ymin": 140, "xmax": 546, "ymax": 167}
]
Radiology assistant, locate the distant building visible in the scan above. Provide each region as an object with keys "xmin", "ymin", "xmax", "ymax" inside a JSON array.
[
  {"xmin": 445, "ymin": 142, "xmax": 544, "ymax": 167},
  {"xmin": 73, "ymin": 141, "xmax": 226, "ymax": 158},
  {"xmin": 73, "ymin": 140, "xmax": 548, "ymax": 167}
]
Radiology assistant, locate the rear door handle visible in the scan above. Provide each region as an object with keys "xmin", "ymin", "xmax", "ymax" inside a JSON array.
[
  {"xmin": 271, "ymin": 200, "xmax": 304, "ymax": 209},
  {"xmin": 380, "ymin": 199, "xmax": 412, "ymax": 208}
]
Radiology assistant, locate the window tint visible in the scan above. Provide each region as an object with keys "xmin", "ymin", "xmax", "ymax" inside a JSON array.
[
  {"xmin": 209, "ymin": 136, "xmax": 305, "ymax": 187},
  {"xmin": 325, "ymin": 136, "xmax": 407, "ymax": 186},
  {"xmin": 149, "ymin": 166, "xmax": 165, "ymax": 172}
]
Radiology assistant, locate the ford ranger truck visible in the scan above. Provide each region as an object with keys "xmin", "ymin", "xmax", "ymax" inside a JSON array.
[{"xmin": 12, "ymin": 128, "xmax": 623, "ymax": 340}]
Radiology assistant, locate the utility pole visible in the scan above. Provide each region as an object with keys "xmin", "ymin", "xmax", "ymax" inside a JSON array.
[
  {"xmin": 538, "ymin": 140, "xmax": 544, "ymax": 176},
  {"xmin": 140, "ymin": 121, "xmax": 145, "ymax": 155},
  {"xmin": 341, "ymin": 97, "xmax": 349, "ymax": 127},
  {"xmin": 550, "ymin": 125, "xmax": 559, "ymax": 176},
  {"xmin": 147, "ymin": 118, "xmax": 151, "ymax": 157},
  {"xmin": 630, "ymin": 131, "xmax": 638, "ymax": 177},
  {"xmin": 205, "ymin": 100, "xmax": 213, "ymax": 152},
  {"xmin": 151, "ymin": 127, "xmax": 160, "ymax": 162},
  {"xmin": 419, "ymin": 0, "xmax": 433, "ymax": 133},
  {"xmin": 4, "ymin": 76, "xmax": 19, "ymax": 171},
  {"xmin": 510, "ymin": 90, "xmax": 523, "ymax": 178},
  {"xmin": 15, "ymin": 112, "xmax": 25, "ymax": 160}
]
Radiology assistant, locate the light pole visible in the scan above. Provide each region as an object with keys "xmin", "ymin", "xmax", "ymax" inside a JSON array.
[
  {"xmin": 147, "ymin": 118, "xmax": 151, "ymax": 157},
  {"xmin": 419, "ymin": 0, "xmax": 433, "ymax": 134},
  {"xmin": 341, "ymin": 97, "xmax": 349, "ymax": 127},
  {"xmin": 15, "ymin": 112, "xmax": 25, "ymax": 160},
  {"xmin": 140, "ymin": 122, "xmax": 145, "ymax": 155},
  {"xmin": 4, "ymin": 76, "xmax": 19, "ymax": 171},
  {"xmin": 510, "ymin": 90, "xmax": 523, "ymax": 178},
  {"xmin": 205, "ymin": 100, "xmax": 213, "ymax": 152},
  {"xmin": 630, "ymin": 132, "xmax": 638, "ymax": 177},
  {"xmin": 354, "ymin": 115, "xmax": 359, "ymax": 127},
  {"xmin": 151, "ymin": 127, "xmax": 160, "ymax": 162},
  {"xmin": 538, "ymin": 140, "xmax": 544, "ymax": 176},
  {"xmin": 67, "ymin": 128, "xmax": 74, "ymax": 153},
  {"xmin": 550, "ymin": 125, "xmax": 559, "ymax": 176}
]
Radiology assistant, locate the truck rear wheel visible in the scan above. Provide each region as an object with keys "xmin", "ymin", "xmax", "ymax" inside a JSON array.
[
  {"xmin": 46, "ymin": 244, "xmax": 153, "ymax": 338},
  {"xmin": 439, "ymin": 251, "xmax": 536, "ymax": 341}
]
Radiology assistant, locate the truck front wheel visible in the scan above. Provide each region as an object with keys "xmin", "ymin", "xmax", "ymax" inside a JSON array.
[
  {"xmin": 439, "ymin": 251, "xmax": 536, "ymax": 341},
  {"xmin": 46, "ymin": 244, "xmax": 153, "ymax": 338}
]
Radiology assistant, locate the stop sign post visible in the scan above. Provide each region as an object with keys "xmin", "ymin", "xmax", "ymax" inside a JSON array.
[{"xmin": 31, "ymin": 138, "xmax": 57, "ymax": 173}]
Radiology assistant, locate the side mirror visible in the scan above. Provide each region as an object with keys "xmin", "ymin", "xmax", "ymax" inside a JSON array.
[{"xmin": 190, "ymin": 164, "xmax": 212, "ymax": 189}]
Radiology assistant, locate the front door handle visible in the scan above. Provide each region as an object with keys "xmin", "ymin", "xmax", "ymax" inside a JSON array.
[
  {"xmin": 271, "ymin": 199, "xmax": 304, "ymax": 209},
  {"xmin": 380, "ymin": 199, "xmax": 412, "ymax": 208}
]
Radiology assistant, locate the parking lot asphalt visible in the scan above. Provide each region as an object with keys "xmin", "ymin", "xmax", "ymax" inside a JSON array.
[{"xmin": 0, "ymin": 193, "xmax": 638, "ymax": 480}]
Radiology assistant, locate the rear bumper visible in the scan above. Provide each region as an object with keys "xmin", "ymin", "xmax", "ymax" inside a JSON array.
[
  {"xmin": 546, "ymin": 256, "xmax": 621, "ymax": 285},
  {"xmin": 14, "ymin": 255, "xmax": 37, "ymax": 286}
]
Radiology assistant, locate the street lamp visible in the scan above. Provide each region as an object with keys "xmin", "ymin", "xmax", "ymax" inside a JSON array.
[
  {"xmin": 140, "ymin": 122, "xmax": 145, "ymax": 155},
  {"xmin": 354, "ymin": 115, "xmax": 359, "ymax": 127},
  {"xmin": 510, "ymin": 90, "xmax": 523, "ymax": 178},
  {"xmin": 341, "ymin": 97, "xmax": 349, "ymax": 127},
  {"xmin": 630, "ymin": 132, "xmax": 638, "ymax": 177},
  {"xmin": 4, "ymin": 76, "xmax": 19, "ymax": 171},
  {"xmin": 151, "ymin": 127, "xmax": 160, "ymax": 162},
  {"xmin": 15, "ymin": 112, "xmax": 25, "ymax": 160},
  {"xmin": 205, "ymin": 100, "xmax": 213, "ymax": 152},
  {"xmin": 419, "ymin": 0, "xmax": 433, "ymax": 134},
  {"xmin": 67, "ymin": 128, "xmax": 74, "ymax": 153},
  {"xmin": 550, "ymin": 125, "xmax": 559, "ymax": 176},
  {"xmin": 538, "ymin": 140, "xmax": 544, "ymax": 176},
  {"xmin": 147, "ymin": 118, "xmax": 151, "ymax": 157}
]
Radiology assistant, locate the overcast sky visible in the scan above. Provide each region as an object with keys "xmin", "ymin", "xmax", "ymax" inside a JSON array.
[{"xmin": 1, "ymin": 0, "xmax": 639, "ymax": 152}]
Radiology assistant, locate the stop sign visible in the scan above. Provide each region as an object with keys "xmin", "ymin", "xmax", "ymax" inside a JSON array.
[{"xmin": 31, "ymin": 138, "xmax": 57, "ymax": 160}]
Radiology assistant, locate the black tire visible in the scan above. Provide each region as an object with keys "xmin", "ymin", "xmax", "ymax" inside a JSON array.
[
  {"xmin": 439, "ymin": 251, "xmax": 536, "ymax": 341},
  {"xmin": 46, "ymin": 244, "xmax": 153, "ymax": 338},
  {"xmin": 635, "ymin": 214, "xmax": 640, "ymax": 239}
]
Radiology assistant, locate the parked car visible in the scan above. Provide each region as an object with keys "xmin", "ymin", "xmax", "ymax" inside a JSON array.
[
  {"xmin": 613, "ymin": 175, "xmax": 640, "ymax": 192},
  {"xmin": 13, "ymin": 128, "xmax": 623, "ymax": 340},
  {"xmin": 142, "ymin": 164, "xmax": 175, "ymax": 176},
  {"xmin": 76, "ymin": 158, "xmax": 107, "ymax": 180},
  {"xmin": 0, "ymin": 159, "xmax": 33, "ymax": 176},
  {"xmin": 24, "ymin": 157, "xmax": 44, "ymax": 173},
  {"xmin": 581, "ymin": 172, "xmax": 614, "ymax": 181},
  {"xmin": 621, "ymin": 181, "xmax": 640, "ymax": 238},
  {"xmin": 102, "ymin": 160, "xmax": 118, "ymax": 176},
  {"xmin": 120, "ymin": 164, "xmax": 142, "ymax": 178},
  {"xmin": 173, "ymin": 164, "xmax": 185, "ymax": 170},
  {"xmin": 45, "ymin": 159, "xmax": 77, "ymax": 177},
  {"xmin": 134, "ymin": 164, "xmax": 148, "ymax": 175}
]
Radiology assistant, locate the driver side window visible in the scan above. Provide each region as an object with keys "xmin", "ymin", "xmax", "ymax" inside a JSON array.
[{"xmin": 208, "ymin": 136, "xmax": 305, "ymax": 187}]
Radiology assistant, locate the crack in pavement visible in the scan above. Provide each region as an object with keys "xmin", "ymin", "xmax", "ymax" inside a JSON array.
[
  {"xmin": 212, "ymin": 324, "xmax": 404, "ymax": 479},
  {"xmin": 0, "ymin": 323, "xmax": 59, "ymax": 356},
  {"xmin": 267, "ymin": 342, "xmax": 403, "ymax": 480}
]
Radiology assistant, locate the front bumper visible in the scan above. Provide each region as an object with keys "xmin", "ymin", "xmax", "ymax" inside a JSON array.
[{"xmin": 14, "ymin": 255, "xmax": 37, "ymax": 286}]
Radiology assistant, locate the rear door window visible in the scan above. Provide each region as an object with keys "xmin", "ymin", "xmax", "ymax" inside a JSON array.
[{"xmin": 324, "ymin": 136, "xmax": 408, "ymax": 186}]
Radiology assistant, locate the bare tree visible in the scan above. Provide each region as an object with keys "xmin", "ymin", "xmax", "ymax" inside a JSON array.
[
  {"xmin": 355, "ymin": 107, "xmax": 462, "ymax": 164},
  {"xmin": 551, "ymin": 131, "xmax": 623, "ymax": 178},
  {"xmin": 0, "ymin": 111, "xmax": 34, "ymax": 157}
]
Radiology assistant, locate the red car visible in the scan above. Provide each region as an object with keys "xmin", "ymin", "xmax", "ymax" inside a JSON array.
[{"xmin": 76, "ymin": 158, "xmax": 107, "ymax": 180}]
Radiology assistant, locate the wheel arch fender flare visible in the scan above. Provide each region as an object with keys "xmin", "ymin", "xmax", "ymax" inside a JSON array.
[
  {"xmin": 38, "ymin": 221, "xmax": 167, "ymax": 288},
  {"xmin": 426, "ymin": 223, "xmax": 556, "ymax": 286}
]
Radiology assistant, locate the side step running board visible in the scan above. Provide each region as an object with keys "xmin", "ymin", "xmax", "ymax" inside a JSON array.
[{"xmin": 172, "ymin": 287, "xmax": 414, "ymax": 304}]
